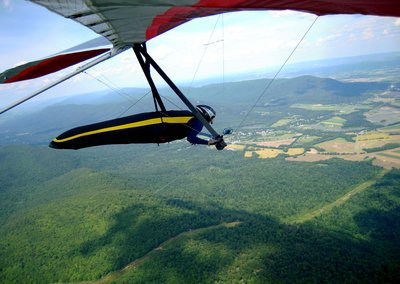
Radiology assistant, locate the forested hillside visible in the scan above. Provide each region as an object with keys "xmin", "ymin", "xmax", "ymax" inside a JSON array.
[
  {"xmin": 0, "ymin": 75, "xmax": 389, "ymax": 145},
  {"xmin": 1, "ymin": 144, "xmax": 399, "ymax": 283},
  {"xmin": 1, "ymin": 54, "xmax": 399, "ymax": 283}
]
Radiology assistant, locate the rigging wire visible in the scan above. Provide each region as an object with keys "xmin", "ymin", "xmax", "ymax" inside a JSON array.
[
  {"xmin": 117, "ymin": 91, "xmax": 151, "ymax": 117},
  {"xmin": 83, "ymin": 71, "xmax": 136, "ymax": 104},
  {"xmin": 153, "ymin": 164, "xmax": 203, "ymax": 194},
  {"xmin": 188, "ymin": 15, "xmax": 224, "ymax": 89},
  {"xmin": 221, "ymin": 14, "xmax": 225, "ymax": 98},
  {"xmin": 233, "ymin": 16, "xmax": 319, "ymax": 136},
  {"xmin": 160, "ymin": 94, "xmax": 184, "ymax": 110},
  {"xmin": 82, "ymin": 70, "xmax": 152, "ymax": 118}
]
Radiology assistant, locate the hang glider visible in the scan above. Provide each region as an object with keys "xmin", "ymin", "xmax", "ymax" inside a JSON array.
[{"xmin": 1, "ymin": 0, "xmax": 399, "ymax": 149}]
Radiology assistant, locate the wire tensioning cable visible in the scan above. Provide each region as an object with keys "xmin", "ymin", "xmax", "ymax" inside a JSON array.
[
  {"xmin": 83, "ymin": 70, "xmax": 153, "ymax": 119},
  {"xmin": 117, "ymin": 91, "xmax": 151, "ymax": 117},
  {"xmin": 187, "ymin": 15, "xmax": 224, "ymax": 90},
  {"xmin": 83, "ymin": 71, "xmax": 137, "ymax": 104},
  {"xmin": 234, "ymin": 16, "xmax": 319, "ymax": 135}
]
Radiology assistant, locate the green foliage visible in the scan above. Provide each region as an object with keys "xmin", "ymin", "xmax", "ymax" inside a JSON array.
[
  {"xmin": 0, "ymin": 71, "xmax": 396, "ymax": 283},
  {"xmin": 308, "ymin": 170, "xmax": 400, "ymax": 282},
  {"xmin": 342, "ymin": 110, "xmax": 377, "ymax": 129},
  {"xmin": 364, "ymin": 143, "xmax": 400, "ymax": 153},
  {"xmin": 0, "ymin": 145, "xmax": 398, "ymax": 283}
]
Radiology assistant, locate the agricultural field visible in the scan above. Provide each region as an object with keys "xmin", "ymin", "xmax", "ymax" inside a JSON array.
[
  {"xmin": 321, "ymin": 116, "xmax": 347, "ymax": 128},
  {"xmin": 378, "ymin": 123, "xmax": 400, "ymax": 134},
  {"xmin": 291, "ymin": 103, "xmax": 370, "ymax": 115},
  {"xmin": 316, "ymin": 138, "xmax": 356, "ymax": 153},
  {"xmin": 287, "ymin": 148, "xmax": 305, "ymax": 156},
  {"xmin": 287, "ymin": 130, "xmax": 400, "ymax": 169},
  {"xmin": 225, "ymin": 144, "xmax": 246, "ymax": 151},
  {"xmin": 369, "ymin": 148, "xmax": 400, "ymax": 168},
  {"xmin": 227, "ymin": 143, "xmax": 305, "ymax": 159},
  {"xmin": 245, "ymin": 148, "xmax": 282, "ymax": 159},
  {"xmin": 293, "ymin": 135, "xmax": 321, "ymax": 144},
  {"xmin": 227, "ymin": 120, "xmax": 400, "ymax": 168},
  {"xmin": 256, "ymin": 138, "xmax": 296, "ymax": 148},
  {"xmin": 365, "ymin": 106, "xmax": 400, "ymax": 125},
  {"xmin": 369, "ymin": 90, "xmax": 400, "ymax": 106},
  {"xmin": 271, "ymin": 117, "xmax": 293, "ymax": 128},
  {"xmin": 354, "ymin": 131, "xmax": 399, "ymax": 150}
]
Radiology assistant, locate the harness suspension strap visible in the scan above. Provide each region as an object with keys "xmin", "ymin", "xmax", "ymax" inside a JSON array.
[{"xmin": 133, "ymin": 44, "xmax": 166, "ymax": 112}]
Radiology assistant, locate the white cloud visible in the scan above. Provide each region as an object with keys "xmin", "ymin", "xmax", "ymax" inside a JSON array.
[
  {"xmin": 395, "ymin": 18, "xmax": 400, "ymax": 26},
  {"xmin": 348, "ymin": 33, "xmax": 358, "ymax": 42},
  {"xmin": 1, "ymin": 0, "xmax": 11, "ymax": 10},
  {"xmin": 362, "ymin": 28, "xmax": 374, "ymax": 40},
  {"xmin": 269, "ymin": 10, "xmax": 315, "ymax": 20},
  {"xmin": 152, "ymin": 44, "xmax": 175, "ymax": 61},
  {"xmin": 316, "ymin": 33, "xmax": 342, "ymax": 45}
]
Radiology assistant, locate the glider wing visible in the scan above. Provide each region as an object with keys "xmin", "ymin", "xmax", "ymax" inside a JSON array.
[
  {"xmin": 3, "ymin": 0, "xmax": 400, "ymax": 84},
  {"xmin": 31, "ymin": 0, "xmax": 400, "ymax": 45},
  {"xmin": 0, "ymin": 48, "xmax": 110, "ymax": 84},
  {"xmin": 0, "ymin": 36, "xmax": 111, "ymax": 84}
]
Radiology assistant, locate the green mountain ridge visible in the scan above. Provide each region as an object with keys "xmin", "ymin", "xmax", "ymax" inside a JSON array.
[
  {"xmin": 1, "ymin": 144, "xmax": 399, "ymax": 283},
  {"xmin": 0, "ymin": 75, "xmax": 390, "ymax": 145}
]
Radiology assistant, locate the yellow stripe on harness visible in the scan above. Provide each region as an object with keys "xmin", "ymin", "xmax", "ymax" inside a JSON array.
[{"xmin": 53, "ymin": 116, "xmax": 193, "ymax": 143}]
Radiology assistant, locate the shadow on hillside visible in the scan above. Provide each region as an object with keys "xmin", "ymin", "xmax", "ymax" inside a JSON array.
[{"xmin": 77, "ymin": 195, "xmax": 400, "ymax": 283}]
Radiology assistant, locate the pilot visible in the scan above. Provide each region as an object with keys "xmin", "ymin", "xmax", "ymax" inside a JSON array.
[
  {"xmin": 49, "ymin": 105, "xmax": 223, "ymax": 150},
  {"xmin": 187, "ymin": 105, "xmax": 218, "ymax": 145}
]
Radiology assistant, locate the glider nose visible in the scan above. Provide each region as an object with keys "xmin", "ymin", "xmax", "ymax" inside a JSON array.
[{"xmin": 49, "ymin": 140, "xmax": 60, "ymax": 149}]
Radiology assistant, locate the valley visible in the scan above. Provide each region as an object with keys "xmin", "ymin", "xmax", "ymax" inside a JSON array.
[
  {"xmin": 222, "ymin": 85, "xmax": 400, "ymax": 169},
  {"xmin": 1, "ymin": 53, "xmax": 400, "ymax": 283}
]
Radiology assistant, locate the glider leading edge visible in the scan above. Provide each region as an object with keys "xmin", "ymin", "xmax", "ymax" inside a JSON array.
[{"xmin": 1, "ymin": 1, "xmax": 399, "ymax": 150}]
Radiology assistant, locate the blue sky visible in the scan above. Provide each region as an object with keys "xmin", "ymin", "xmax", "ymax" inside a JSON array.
[{"xmin": 0, "ymin": 0, "xmax": 399, "ymax": 109}]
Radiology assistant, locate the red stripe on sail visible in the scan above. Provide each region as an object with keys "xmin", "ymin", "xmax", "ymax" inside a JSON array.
[
  {"xmin": 146, "ymin": 0, "xmax": 400, "ymax": 41},
  {"xmin": 4, "ymin": 48, "xmax": 110, "ymax": 83}
]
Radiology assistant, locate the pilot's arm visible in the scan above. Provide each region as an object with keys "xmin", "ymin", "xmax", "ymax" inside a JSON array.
[{"xmin": 186, "ymin": 118, "xmax": 209, "ymax": 145}]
